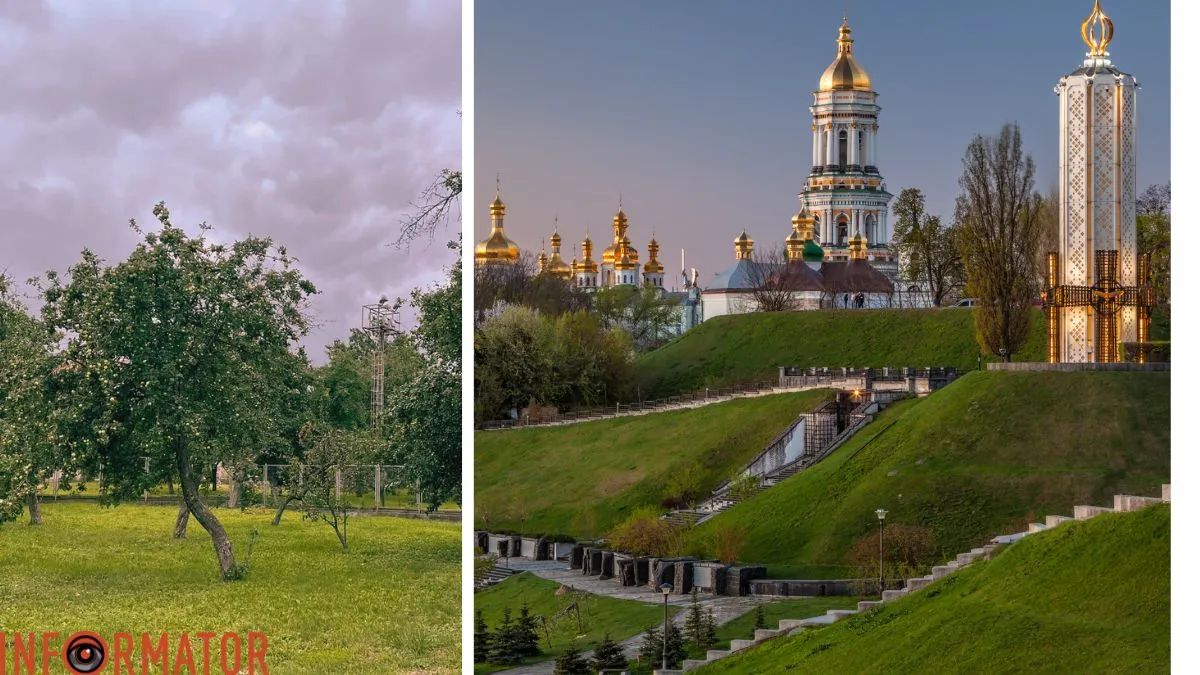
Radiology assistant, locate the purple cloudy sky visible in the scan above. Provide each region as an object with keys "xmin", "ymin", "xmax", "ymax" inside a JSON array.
[{"xmin": 0, "ymin": 0, "xmax": 461, "ymax": 361}]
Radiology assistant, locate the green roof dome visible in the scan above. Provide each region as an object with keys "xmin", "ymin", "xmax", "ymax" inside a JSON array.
[{"xmin": 802, "ymin": 239, "xmax": 825, "ymax": 262}]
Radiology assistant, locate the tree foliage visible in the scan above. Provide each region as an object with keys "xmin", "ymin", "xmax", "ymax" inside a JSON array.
[
  {"xmin": 591, "ymin": 633, "xmax": 628, "ymax": 672},
  {"xmin": 592, "ymin": 286, "xmax": 681, "ymax": 352},
  {"xmin": 1136, "ymin": 183, "xmax": 1170, "ymax": 333},
  {"xmin": 388, "ymin": 247, "xmax": 462, "ymax": 508},
  {"xmin": 37, "ymin": 203, "xmax": 316, "ymax": 579},
  {"xmin": 607, "ymin": 506, "xmax": 684, "ymax": 558},
  {"xmin": 745, "ymin": 244, "xmax": 802, "ymax": 312},
  {"xmin": 475, "ymin": 306, "xmax": 633, "ymax": 423},
  {"xmin": 891, "ymin": 187, "xmax": 965, "ymax": 307},
  {"xmin": 955, "ymin": 124, "xmax": 1043, "ymax": 360}
]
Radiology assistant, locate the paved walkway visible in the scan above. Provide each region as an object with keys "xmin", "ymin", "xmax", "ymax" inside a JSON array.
[
  {"xmin": 479, "ymin": 383, "xmax": 834, "ymax": 431},
  {"xmin": 497, "ymin": 561, "xmax": 767, "ymax": 674}
]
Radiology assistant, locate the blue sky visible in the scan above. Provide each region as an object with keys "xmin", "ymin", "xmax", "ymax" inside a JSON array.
[{"xmin": 476, "ymin": 0, "xmax": 1169, "ymax": 287}]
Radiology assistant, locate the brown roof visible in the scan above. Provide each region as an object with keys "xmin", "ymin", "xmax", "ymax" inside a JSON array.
[{"xmin": 819, "ymin": 260, "xmax": 894, "ymax": 294}]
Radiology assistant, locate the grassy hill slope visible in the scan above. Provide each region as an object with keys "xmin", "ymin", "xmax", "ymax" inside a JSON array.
[
  {"xmin": 687, "ymin": 371, "xmax": 1169, "ymax": 573},
  {"xmin": 702, "ymin": 505, "xmax": 1170, "ymax": 674},
  {"xmin": 474, "ymin": 390, "xmax": 832, "ymax": 538},
  {"xmin": 636, "ymin": 308, "xmax": 1045, "ymax": 398}
]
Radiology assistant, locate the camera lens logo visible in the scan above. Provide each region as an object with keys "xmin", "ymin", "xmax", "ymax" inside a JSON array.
[{"xmin": 64, "ymin": 632, "xmax": 107, "ymax": 674}]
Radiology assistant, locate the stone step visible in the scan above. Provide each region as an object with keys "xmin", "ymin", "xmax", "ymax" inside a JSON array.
[
  {"xmin": 730, "ymin": 639, "xmax": 757, "ymax": 652},
  {"xmin": 777, "ymin": 618, "xmax": 808, "ymax": 631},
  {"xmin": 653, "ymin": 670, "xmax": 684, "ymax": 675},
  {"xmin": 826, "ymin": 609, "xmax": 858, "ymax": 620},
  {"xmin": 905, "ymin": 576, "xmax": 934, "ymax": 593},
  {"xmin": 706, "ymin": 649, "xmax": 730, "ymax": 661},
  {"xmin": 682, "ymin": 658, "xmax": 709, "ymax": 671},
  {"xmin": 1163, "ymin": 484, "xmax": 1171, "ymax": 503},
  {"xmin": 754, "ymin": 628, "xmax": 781, "ymax": 641},
  {"xmin": 1073, "ymin": 505, "xmax": 1113, "ymax": 520},
  {"xmin": 931, "ymin": 565, "xmax": 955, "ymax": 579},
  {"xmin": 857, "ymin": 600, "xmax": 883, "ymax": 612},
  {"xmin": 881, "ymin": 589, "xmax": 908, "ymax": 601},
  {"xmin": 1044, "ymin": 515, "xmax": 1074, "ymax": 528},
  {"xmin": 1113, "ymin": 494, "xmax": 1163, "ymax": 513},
  {"xmin": 957, "ymin": 551, "xmax": 983, "ymax": 564},
  {"xmin": 1027, "ymin": 522, "xmax": 1047, "ymax": 533},
  {"xmin": 799, "ymin": 614, "xmax": 837, "ymax": 627},
  {"xmin": 991, "ymin": 532, "xmax": 1026, "ymax": 545}
]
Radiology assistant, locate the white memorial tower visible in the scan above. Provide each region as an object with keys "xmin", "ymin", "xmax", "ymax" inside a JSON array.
[{"xmin": 1046, "ymin": 0, "xmax": 1149, "ymax": 363}]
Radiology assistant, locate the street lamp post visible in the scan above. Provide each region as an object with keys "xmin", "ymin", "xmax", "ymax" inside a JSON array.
[
  {"xmin": 659, "ymin": 582, "xmax": 673, "ymax": 672},
  {"xmin": 875, "ymin": 508, "xmax": 888, "ymax": 597}
]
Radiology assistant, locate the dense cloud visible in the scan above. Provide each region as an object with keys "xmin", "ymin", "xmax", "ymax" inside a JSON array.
[{"xmin": 0, "ymin": 0, "xmax": 461, "ymax": 360}]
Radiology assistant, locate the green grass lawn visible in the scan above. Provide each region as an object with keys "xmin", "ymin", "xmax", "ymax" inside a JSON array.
[
  {"xmin": 474, "ymin": 389, "xmax": 833, "ymax": 538},
  {"xmin": 635, "ymin": 308, "xmax": 1046, "ymax": 398},
  {"xmin": 0, "ymin": 501, "xmax": 460, "ymax": 674},
  {"xmin": 474, "ymin": 572, "xmax": 677, "ymax": 672},
  {"xmin": 700, "ymin": 505, "xmax": 1170, "ymax": 674},
  {"xmin": 687, "ymin": 370, "xmax": 1170, "ymax": 569}
]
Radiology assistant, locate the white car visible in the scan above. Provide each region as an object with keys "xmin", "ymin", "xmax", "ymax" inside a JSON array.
[{"xmin": 954, "ymin": 298, "xmax": 978, "ymax": 307}]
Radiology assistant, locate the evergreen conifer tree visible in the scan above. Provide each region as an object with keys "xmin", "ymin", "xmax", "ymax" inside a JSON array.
[
  {"xmin": 515, "ymin": 601, "xmax": 542, "ymax": 656},
  {"xmin": 702, "ymin": 607, "xmax": 719, "ymax": 649},
  {"xmin": 754, "ymin": 604, "xmax": 767, "ymax": 630},
  {"xmin": 683, "ymin": 589, "xmax": 705, "ymax": 651},
  {"xmin": 489, "ymin": 607, "xmax": 521, "ymax": 665},
  {"xmin": 590, "ymin": 633, "xmax": 628, "ymax": 672},
  {"xmin": 663, "ymin": 622, "xmax": 686, "ymax": 668},
  {"xmin": 637, "ymin": 624, "xmax": 662, "ymax": 666},
  {"xmin": 552, "ymin": 645, "xmax": 590, "ymax": 675},
  {"xmin": 474, "ymin": 610, "xmax": 491, "ymax": 663}
]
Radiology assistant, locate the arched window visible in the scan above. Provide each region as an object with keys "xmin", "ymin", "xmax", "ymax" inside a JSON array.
[
  {"xmin": 812, "ymin": 214, "xmax": 821, "ymax": 242},
  {"xmin": 837, "ymin": 216, "xmax": 849, "ymax": 247},
  {"xmin": 838, "ymin": 130, "xmax": 848, "ymax": 167},
  {"xmin": 865, "ymin": 214, "xmax": 876, "ymax": 245}
]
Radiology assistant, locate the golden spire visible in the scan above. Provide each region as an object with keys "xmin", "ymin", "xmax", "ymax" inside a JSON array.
[
  {"xmin": 786, "ymin": 213, "xmax": 806, "ymax": 261},
  {"xmin": 547, "ymin": 218, "xmax": 571, "ymax": 279},
  {"xmin": 537, "ymin": 239, "xmax": 548, "ymax": 274},
  {"xmin": 475, "ymin": 174, "xmax": 520, "ymax": 265},
  {"xmin": 1081, "ymin": 0, "xmax": 1114, "ymax": 58},
  {"xmin": 819, "ymin": 17, "xmax": 872, "ymax": 91},
  {"xmin": 735, "ymin": 229, "xmax": 755, "ymax": 260},
  {"xmin": 848, "ymin": 233, "xmax": 868, "ymax": 260}
]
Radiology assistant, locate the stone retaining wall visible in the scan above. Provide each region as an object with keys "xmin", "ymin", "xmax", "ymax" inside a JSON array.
[{"xmin": 987, "ymin": 362, "xmax": 1170, "ymax": 372}]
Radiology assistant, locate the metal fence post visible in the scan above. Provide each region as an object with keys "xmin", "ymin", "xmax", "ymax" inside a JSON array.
[
  {"xmin": 335, "ymin": 468, "xmax": 342, "ymax": 501},
  {"xmin": 374, "ymin": 464, "xmax": 382, "ymax": 510},
  {"xmin": 262, "ymin": 465, "xmax": 269, "ymax": 508}
]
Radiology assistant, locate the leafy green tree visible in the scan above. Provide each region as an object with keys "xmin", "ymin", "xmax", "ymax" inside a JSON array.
[
  {"xmin": 38, "ymin": 203, "xmax": 316, "ymax": 579},
  {"xmin": 1136, "ymin": 183, "xmax": 1170, "ymax": 335},
  {"xmin": 592, "ymin": 286, "xmax": 680, "ymax": 352},
  {"xmin": 474, "ymin": 305, "xmax": 559, "ymax": 421},
  {"xmin": 0, "ymin": 276, "xmax": 61, "ymax": 524},
  {"xmin": 389, "ymin": 247, "xmax": 462, "ymax": 508},
  {"xmin": 552, "ymin": 645, "xmax": 590, "ymax": 675},
  {"xmin": 955, "ymin": 124, "xmax": 1043, "ymax": 360},
  {"xmin": 290, "ymin": 427, "xmax": 383, "ymax": 552},
  {"xmin": 891, "ymin": 187, "xmax": 964, "ymax": 307},
  {"xmin": 591, "ymin": 633, "xmax": 628, "ymax": 672},
  {"xmin": 474, "ymin": 610, "xmax": 491, "ymax": 663},
  {"xmin": 315, "ymin": 330, "xmax": 422, "ymax": 431}
]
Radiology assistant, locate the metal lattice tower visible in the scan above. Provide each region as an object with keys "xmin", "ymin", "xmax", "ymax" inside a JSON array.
[{"xmin": 362, "ymin": 300, "xmax": 402, "ymax": 431}]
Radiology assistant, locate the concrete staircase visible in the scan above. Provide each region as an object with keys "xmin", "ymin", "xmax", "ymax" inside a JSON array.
[
  {"xmin": 474, "ymin": 564, "xmax": 515, "ymax": 590},
  {"xmin": 678, "ymin": 484, "xmax": 1170, "ymax": 671}
]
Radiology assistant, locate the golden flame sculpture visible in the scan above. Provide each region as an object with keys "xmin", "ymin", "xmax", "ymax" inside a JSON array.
[{"xmin": 1081, "ymin": 0, "xmax": 1114, "ymax": 58}]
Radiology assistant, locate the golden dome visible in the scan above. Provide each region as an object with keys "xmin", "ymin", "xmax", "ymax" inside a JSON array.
[
  {"xmin": 536, "ymin": 245, "xmax": 549, "ymax": 274},
  {"xmin": 475, "ymin": 180, "xmax": 519, "ymax": 265},
  {"xmin": 735, "ymin": 229, "xmax": 755, "ymax": 260},
  {"xmin": 547, "ymin": 226, "xmax": 571, "ymax": 279},
  {"xmin": 818, "ymin": 18, "xmax": 872, "ymax": 92},
  {"xmin": 644, "ymin": 237, "xmax": 664, "ymax": 274},
  {"xmin": 786, "ymin": 222, "xmax": 806, "ymax": 261}
]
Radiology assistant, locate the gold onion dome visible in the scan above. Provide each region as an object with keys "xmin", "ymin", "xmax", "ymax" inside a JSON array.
[
  {"xmin": 735, "ymin": 229, "xmax": 754, "ymax": 260},
  {"xmin": 644, "ymin": 237, "xmax": 664, "ymax": 273},
  {"xmin": 476, "ymin": 178, "xmax": 520, "ymax": 264},
  {"xmin": 819, "ymin": 18, "xmax": 872, "ymax": 91},
  {"xmin": 786, "ymin": 220, "xmax": 806, "ymax": 261},
  {"xmin": 1081, "ymin": 0, "xmax": 1114, "ymax": 58}
]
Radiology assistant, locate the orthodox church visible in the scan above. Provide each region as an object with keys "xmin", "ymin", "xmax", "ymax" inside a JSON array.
[{"xmin": 702, "ymin": 17, "xmax": 896, "ymax": 319}]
